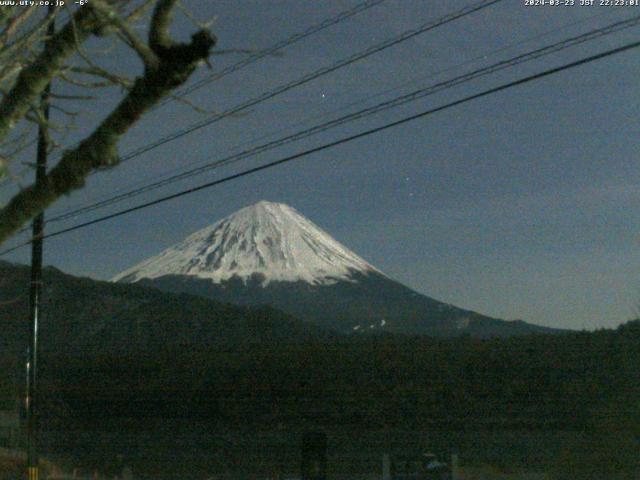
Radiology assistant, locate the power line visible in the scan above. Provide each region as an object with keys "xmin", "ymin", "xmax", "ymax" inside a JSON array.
[
  {"xmin": 11, "ymin": 0, "xmax": 502, "ymax": 214},
  {"xmin": 43, "ymin": 13, "xmax": 640, "ymax": 226},
  {"xmin": 157, "ymin": 0, "xmax": 388, "ymax": 109},
  {"xmin": 2, "ymin": 36, "xmax": 638, "ymax": 256},
  {"xmin": 0, "ymin": 0, "xmax": 385, "ymax": 193},
  {"xmin": 5, "ymin": 0, "xmax": 498, "ymax": 199},
  {"xmin": 116, "ymin": 0, "xmax": 504, "ymax": 164},
  {"xmin": 49, "ymin": 7, "xmax": 616, "ymax": 220}
]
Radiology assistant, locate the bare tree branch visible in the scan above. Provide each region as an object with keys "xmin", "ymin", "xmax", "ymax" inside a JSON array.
[
  {"xmin": 92, "ymin": 0, "xmax": 159, "ymax": 68},
  {"xmin": 176, "ymin": 0, "xmax": 217, "ymax": 32},
  {"xmin": 0, "ymin": 6, "xmax": 110, "ymax": 152},
  {"xmin": 65, "ymin": 63, "xmax": 132, "ymax": 86},
  {"xmin": 0, "ymin": 6, "xmax": 37, "ymax": 47},
  {"xmin": 0, "ymin": 13, "xmax": 53, "ymax": 86},
  {"xmin": 149, "ymin": 0, "xmax": 177, "ymax": 53},
  {"xmin": 126, "ymin": 0, "xmax": 156, "ymax": 23},
  {"xmin": 0, "ymin": 1, "xmax": 216, "ymax": 244},
  {"xmin": 50, "ymin": 104, "xmax": 80, "ymax": 117}
]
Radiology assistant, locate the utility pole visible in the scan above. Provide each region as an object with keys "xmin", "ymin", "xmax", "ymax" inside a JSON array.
[{"xmin": 26, "ymin": 6, "xmax": 56, "ymax": 480}]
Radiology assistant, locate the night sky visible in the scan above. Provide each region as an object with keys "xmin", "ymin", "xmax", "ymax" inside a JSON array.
[{"xmin": 2, "ymin": 0, "xmax": 639, "ymax": 330}]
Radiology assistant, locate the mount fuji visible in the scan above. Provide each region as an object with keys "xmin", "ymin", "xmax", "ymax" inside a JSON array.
[
  {"xmin": 114, "ymin": 201, "xmax": 381, "ymax": 286},
  {"xmin": 114, "ymin": 201, "xmax": 559, "ymax": 337}
]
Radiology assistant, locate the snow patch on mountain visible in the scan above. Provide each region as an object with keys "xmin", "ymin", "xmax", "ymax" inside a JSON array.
[{"xmin": 113, "ymin": 201, "xmax": 383, "ymax": 286}]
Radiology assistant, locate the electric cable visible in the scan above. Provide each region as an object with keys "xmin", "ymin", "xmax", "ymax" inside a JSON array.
[
  {"xmin": 43, "ymin": 14, "xmax": 640, "ymax": 226},
  {"xmin": 2, "ymin": 36, "xmax": 637, "ymax": 256}
]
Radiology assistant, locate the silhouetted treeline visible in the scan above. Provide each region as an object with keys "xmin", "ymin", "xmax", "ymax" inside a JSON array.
[{"xmin": 39, "ymin": 320, "xmax": 639, "ymax": 433}]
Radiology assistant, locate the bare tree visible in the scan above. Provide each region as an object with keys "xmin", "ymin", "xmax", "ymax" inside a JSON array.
[{"xmin": 0, "ymin": 0, "xmax": 216, "ymax": 245}]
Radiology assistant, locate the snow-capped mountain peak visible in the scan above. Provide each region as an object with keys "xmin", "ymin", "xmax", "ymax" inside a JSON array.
[{"xmin": 113, "ymin": 201, "xmax": 382, "ymax": 286}]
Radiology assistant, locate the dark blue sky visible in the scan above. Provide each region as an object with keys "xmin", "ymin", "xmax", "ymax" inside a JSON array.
[{"xmin": 2, "ymin": 0, "xmax": 639, "ymax": 330}]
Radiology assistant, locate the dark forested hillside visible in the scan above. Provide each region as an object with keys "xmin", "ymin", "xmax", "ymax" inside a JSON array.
[
  {"xmin": 0, "ymin": 260, "xmax": 637, "ymax": 434},
  {"xmin": 45, "ymin": 321, "xmax": 640, "ymax": 434},
  {"xmin": 135, "ymin": 271, "xmax": 563, "ymax": 338},
  {"xmin": 0, "ymin": 260, "xmax": 335, "ymax": 413},
  {"xmin": 1, "ymin": 261, "xmax": 638, "ymax": 478}
]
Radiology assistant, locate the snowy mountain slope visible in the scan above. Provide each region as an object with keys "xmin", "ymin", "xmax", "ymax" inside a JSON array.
[{"xmin": 113, "ymin": 201, "xmax": 381, "ymax": 286}]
